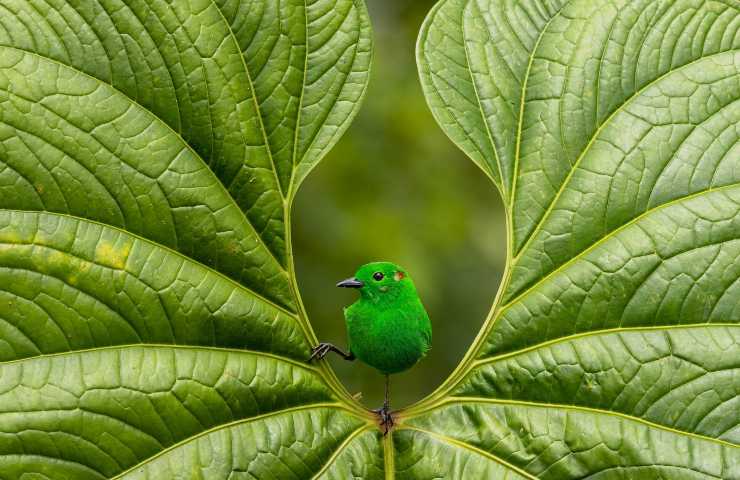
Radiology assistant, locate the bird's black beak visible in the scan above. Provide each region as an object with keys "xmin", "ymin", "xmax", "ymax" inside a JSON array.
[{"xmin": 336, "ymin": 277, "xmax": 364, "ymax": 288}]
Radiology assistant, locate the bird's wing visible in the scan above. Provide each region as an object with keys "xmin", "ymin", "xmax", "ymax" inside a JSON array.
[
  {"xmin": 405, "ymin": 303, "xmax": 432, "ymax": 353},
  {"xmin": 421, "ymin": 316, "xmax": 432, "ymax": 353}
]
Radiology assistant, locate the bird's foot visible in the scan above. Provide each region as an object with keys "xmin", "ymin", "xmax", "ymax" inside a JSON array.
[
  {"xmin": 373, "ymin": 404, "xmax": 394, "ymax": 436},
  {"xmin": 308, "ymin": 343, "xmax": 355, "ymax": 362},
  {"xmin": 308, "ymin": 343, "xmax": 333, "ymax": 362}
]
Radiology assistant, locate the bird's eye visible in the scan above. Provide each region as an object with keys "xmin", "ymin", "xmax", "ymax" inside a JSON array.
[{"xmin": 373, "ymin": 272, "xmax": 384, "ymax": 281}]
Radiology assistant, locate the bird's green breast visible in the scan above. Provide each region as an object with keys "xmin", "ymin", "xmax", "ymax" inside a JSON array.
[{"xmin": 345, "ymin": 296, "xmax": 431, "ymax": 375}]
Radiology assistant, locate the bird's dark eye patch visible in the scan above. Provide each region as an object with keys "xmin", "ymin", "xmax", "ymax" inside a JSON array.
[{"xmin": 373, "ymin": 272, "xmax": 384, "ymax": 281}]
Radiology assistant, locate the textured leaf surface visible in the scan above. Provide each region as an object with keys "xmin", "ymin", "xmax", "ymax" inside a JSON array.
[
  {"xmin": 410, "ymin": 0, "xmax": 740, "ymax": 477},
  {"xmin": 0, "ymin": 0, "xmax": 375, "ymax": 477},
  {"xmin": 1, "ymin": 0, "xmax": 739, "ymax": 478}
]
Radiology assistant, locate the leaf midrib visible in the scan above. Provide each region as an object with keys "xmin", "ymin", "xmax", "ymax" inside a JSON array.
[
  {"xmin": 509, "ymin": 2, "xmax": 569, "ymax": 212},
  {"xmin": 424, "ymin": 397, "xmax": 740, "ymax": 449},
  {"xmin": 461, "ymin": 0, "xmax": 505, "ymax": 195},
  {"xmin": 290, "ymin": 0, "xmax": 311, "ymax": 192},
  {"xmin": 471, "ymin": 323, "xmax": 740, "ymax": 367},
  {"xmin": 0, "ymin": 343, "xmax": 318, "ymax": 371},
  {"xmin": 403, "ymin": 323, "xmax": 740, "ymax": 418},
  {"xmin": 417, "ymin": 0, "xmax": 497, "ymax": 187},
  {"xmin": 512, "ymin": 48, "xmax": 740, "ymax": 260},
  {"xmin": 310, "ymin": 425, "xmax": 373, "ymax": 479},
  {"xmin": 0, "ymin": 209, "xmax": 296, "ymax": 318},
  {"xmin": 502, "ymin": 181, "xmax": 740, "ymax": 311},
  {"xmin": 109, "ymin": 403, "xmax": 347, "ymax": 479},
  {"xmin": 211, "ymin": 0, "xmax": 287, "ymax": 200}
]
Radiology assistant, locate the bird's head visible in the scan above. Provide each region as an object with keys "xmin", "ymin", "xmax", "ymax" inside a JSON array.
[{"xmin": 336, "ymin": 261, "xmax": 416, "ymax": 301}]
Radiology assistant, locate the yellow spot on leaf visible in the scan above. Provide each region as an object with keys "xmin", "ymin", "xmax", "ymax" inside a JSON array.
[
  {"xmin": 95, "ymin": 240, "xmax": 131, "ymax": 270},
  {"xmin": 0, "ymin": 232, "xmax": 20, "ymax": 244},
  {"xmin": 45, "ymin": 249, "xmax": 67, "ymax": 268}
]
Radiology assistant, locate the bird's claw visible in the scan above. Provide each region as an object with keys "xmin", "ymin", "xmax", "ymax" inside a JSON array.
[
  {"xmin": 308, "ymin": 343, "xmax": 332, "ymax": 362},
  {"xmin": 373, "ymin": 404, "xmax": 394, "ymax": 435}
]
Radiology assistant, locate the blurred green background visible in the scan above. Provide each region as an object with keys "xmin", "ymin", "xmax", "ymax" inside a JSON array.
[{"xmin": 293, "ymin": 0, "xmax": 506, "ymax": 408}]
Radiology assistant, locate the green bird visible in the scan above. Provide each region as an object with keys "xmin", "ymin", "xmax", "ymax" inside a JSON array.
[{"xmin": 309, "ymin": 261, "xmax": 432, "ymax": 434}]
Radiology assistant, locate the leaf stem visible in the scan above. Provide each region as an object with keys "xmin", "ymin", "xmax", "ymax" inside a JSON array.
[
  {"xmin": 400, "ymin": 201, "xmax": 515, "ymax": 417},
  {"xmin": 383, "ymin": 431, "xmax": 395, "ymax": 480},
  {"xmin": 284, "ymin": 189, "xmax": 369, "ymax": 418}
]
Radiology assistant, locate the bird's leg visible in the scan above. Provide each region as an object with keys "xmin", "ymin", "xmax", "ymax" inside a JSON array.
[
  {"xmin": 373, "ymin": 374, "xmax": 394, "ymax": 435},
  {"xmin": 308, "ymin": 343, "xmax": 355, "ymax": 362}
]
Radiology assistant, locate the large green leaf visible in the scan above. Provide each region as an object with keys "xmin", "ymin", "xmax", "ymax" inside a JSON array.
[
  {"xmin": 409, "ymin": 0, "xmax": 740, "ymax": 477},
  {"xmin": 0, "ymin": 0, "xmax": 377, "ymax": 477},
  {"xmin": 0, "ymin": 0, "xmax": 739, "ymax": 478}
]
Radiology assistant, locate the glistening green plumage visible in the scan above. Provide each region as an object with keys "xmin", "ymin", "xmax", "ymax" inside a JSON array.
[{"xmin": 309, "ymin": 261, "xmax": 432, "ymax": 434}]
